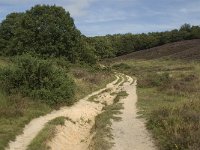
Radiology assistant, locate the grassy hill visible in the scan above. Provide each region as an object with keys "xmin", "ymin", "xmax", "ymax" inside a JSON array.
[
  {"xmin": 110, "ymin": 39, "xmax": 200, "ymax": 150},
  {"xmin": 108, "ymin": 39, "xmax": 200, "ymax": 62}
]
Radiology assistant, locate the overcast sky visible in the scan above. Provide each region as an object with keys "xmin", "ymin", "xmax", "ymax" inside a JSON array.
[{"xmin": 0, "ymin": 0, "xmax": 200, "ymax": 36}]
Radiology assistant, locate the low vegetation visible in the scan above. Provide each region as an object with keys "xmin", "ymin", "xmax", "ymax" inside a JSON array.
[
  {"xmin": 112, "ymin": 59, "xmax": 200, "ymax": 150},
  {"xmin": 89, "ymin": 91, "xmax": 128, "ymax": 150},
  {"xmin": 113, "ymin": 91, "xmax": 128, "ymax": 103},
  {"xmin": 0, "ymin": 91, "xmax": 51, "ymax": 150}
]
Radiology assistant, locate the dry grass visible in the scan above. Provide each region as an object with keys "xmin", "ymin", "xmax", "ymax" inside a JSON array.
[
  {"xmin": 0, "ymin": 94, "xmax": 51, "ymax": 150},
  {"xmin": 71, "ymin": 66, "xmax": 115, "ymax": 100}
]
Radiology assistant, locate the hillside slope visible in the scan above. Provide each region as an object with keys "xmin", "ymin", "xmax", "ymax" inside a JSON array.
[{"xmin": 109, "ymin": 39, "xmax": 200, "ymax": 61}]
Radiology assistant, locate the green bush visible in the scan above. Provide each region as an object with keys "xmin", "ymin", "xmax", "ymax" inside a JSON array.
[
  {"xmin": 139, "ymin": 72, "xmax": 172, "ymax": 88},
  {"xmin": 150, "ymin": 73, "xmax": 171, "ymax": 87},
  {"xmin": 0, "ymin": 54, "xmax": 75, "ymax": 106}
]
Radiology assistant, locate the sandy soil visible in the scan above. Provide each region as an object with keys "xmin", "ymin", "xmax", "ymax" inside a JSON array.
[
  {"xmin": 111, "ymin": 76, "xmax": 156, "ymax": 150},
  {"xmin": 47, "ymin": 75, "xmax": 124, "ymax": 150},
  {"xmin": 6, "ymin": 75, "xmax": 122, "ymax": 150}
]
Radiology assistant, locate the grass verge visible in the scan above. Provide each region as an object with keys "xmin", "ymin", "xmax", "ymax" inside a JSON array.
[
  {"xmin": 27, "ymin": 117, "xmax": 68, "ymax": 150},
  {"xmin": 114, "ymin": 75, "xmax": 123, "ymax": 85}
]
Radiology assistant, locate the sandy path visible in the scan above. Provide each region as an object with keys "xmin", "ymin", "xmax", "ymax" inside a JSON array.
[
  {"xmin": 111, "ymin": 76, "xmax": 156, "ymax": 150},
  {"xmin": 47, "ymin": 75, "xmax": 125, "ymax": 150},
  {"xmin": 6, "ymin": 75, "xmax": 122, "ymax": 150}
]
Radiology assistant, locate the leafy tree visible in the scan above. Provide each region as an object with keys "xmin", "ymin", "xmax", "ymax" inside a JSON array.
[
  {"xmin": 0, "ymin": 13, "xmax": 24, "ymax": 55},
  {"xmin": 191, "ymin": 26, "xmax": 200, "ymax": 38},
  {"xmin": 89, "ymin": 37, "xmax": 115, "ymax": 59},
  {"xmin": 180, "ymin": 23, "xmax": 191, "ymax": 32},
  {"xmin": 0, "ymin": 5, "xmax": 94, "ymax": 64}
]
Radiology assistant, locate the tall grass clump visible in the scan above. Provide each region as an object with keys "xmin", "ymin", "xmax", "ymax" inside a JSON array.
[
  {"xmin": 0, "ymin": 54, "xmax": 75, "ymax": 106},
  {"xmin": 138, "ymin": 72, "xmax": 172, "ymax": 88},
  {"xmin": 148, "ymin": 100, "xmax": 200, "ymax": 150}
]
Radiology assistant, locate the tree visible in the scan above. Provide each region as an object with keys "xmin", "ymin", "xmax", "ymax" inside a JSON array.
[
  {"xmin": 191, "ymin": 26, "xmax": 200, "ymax": 39},
  {"xmin": 180, "ymin": 23, "xmax": 191, "ymax": 32},
  {"xmin": 0, "ymin": 13, "xmax": 24, "ymax": 55},
  {"xmin": 0, "ymin": 5, "xmax": 92, "ymax": 63},
  {"xmin": 89, "ymin": 37, "xmax": 115, "ymax": 59}
]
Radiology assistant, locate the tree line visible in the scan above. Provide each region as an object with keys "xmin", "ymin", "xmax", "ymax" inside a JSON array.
[{"xmin": 88, "ymin": 23, "xmax": 200, "ymax": 59}]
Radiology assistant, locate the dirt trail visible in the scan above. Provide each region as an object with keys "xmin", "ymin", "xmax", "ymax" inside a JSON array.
[
  {"xmin": 6, "ymin": 75, "xmax": 122, "ymax": 150},
  {"xmin": 111, "ymin": 76, "xmax": 156, "ymax": 150},
  {"xmin": 47, "ymin": 75, "xmax": 124, "ymax": 150}
]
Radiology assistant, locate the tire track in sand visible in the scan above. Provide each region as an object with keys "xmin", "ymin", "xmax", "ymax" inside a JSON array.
[{"xmin": 111, "ymin": 75, "xmax": 156, "ymax": 150}]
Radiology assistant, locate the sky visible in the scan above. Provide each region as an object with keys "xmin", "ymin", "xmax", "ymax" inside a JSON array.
[{"xmin": 0, "ymin": 0, "xmax": 200, "ymax": 36}]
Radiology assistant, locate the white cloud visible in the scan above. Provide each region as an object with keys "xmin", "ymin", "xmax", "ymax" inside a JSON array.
[
  {"xmin": 79, "ymin": 23, "xmax": 178, "ymax": 36},
  {"xmin": 81, "ymin": 8, "xmax": 131, "ymax": 23},
  {"xmin": 63, "ymin": 0, "xmax": 95, "ymax": 17},
  {"xmin": 0, "ymin": 0, "xmax": 96, "ymax": 17},
  {"xmin": 180, "ymin": 7, "xmax": 200, "ymax": 13}
]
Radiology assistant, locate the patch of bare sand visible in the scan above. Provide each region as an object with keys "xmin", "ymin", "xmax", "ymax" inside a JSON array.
[{"xmin": 111, "ymin": 77, "xmax": 156, "ymax": 150}]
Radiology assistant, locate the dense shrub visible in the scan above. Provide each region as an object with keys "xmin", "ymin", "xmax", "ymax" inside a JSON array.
[
  {"xmin": 138, "ymin": 72, "xmax": 172, "ymax": 88},
  {"xmin": 0, "ymin": 54, "xmax": 75, "ymax": 106},
  {"xmin": 149, "ymin": 73, "xmax": 171, "ymax": 87}
]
